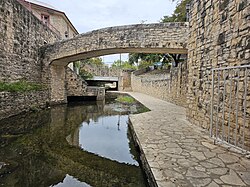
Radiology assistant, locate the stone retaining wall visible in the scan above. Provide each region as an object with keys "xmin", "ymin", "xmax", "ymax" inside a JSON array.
[
  {"xmin": 0, "ymin": 0, "xmax": 59, "ymax": 119},
  {"xmin": 83, "ymin": 64, "xmax": 122, "ymax": 77},
  {"xmin": 187, "ymin": 0, "xmax": 250, "ymax": 148},
  {"xmin": 0, "ymin": 90, "xmax": 49, "ymax": 120},
  {"xmin": 0, "ymin": 0, "xmax": 59, "ymax": 83},
  {"xmin": 131, "ymin": 62, "xmax": 188, "ymax": 107},
  {"xmin": 66, "ymin": 68, "xmax": 88, "ymax": 97}
]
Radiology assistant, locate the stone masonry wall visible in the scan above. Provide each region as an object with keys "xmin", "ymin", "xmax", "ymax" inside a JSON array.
[
  {"xmin": 187, "ymin": 0, "xmax": 250, "ymax": 149},
  {"xmin": 66, "ymin": 68, "xmax": 88, "ymax": 96},
  {"xmin": 0, "ymin": 0, "xmax": 59, "ymax": 82},
  {"xmin": 83, "ymin": 64, "xmax": 122, "ymax": 77},
  {"xmin": 0, "ymin": 90, "xmax": 49, "ymax": 120},
  {"xmin": 0, "ymin": 0, "xmax": 59, "ymax": 119},
  {"xmin": 131, "ymin": 61, "xmax": 188, "ymax": 107},
  {"xmin": 122, "ymin": 71, "xmax": 132, "ymax": 91}
]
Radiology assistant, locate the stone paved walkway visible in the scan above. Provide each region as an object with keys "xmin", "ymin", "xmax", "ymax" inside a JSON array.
[{"xmin": 128, "ymin": 92, "xmax": 250, "ymax": 187}]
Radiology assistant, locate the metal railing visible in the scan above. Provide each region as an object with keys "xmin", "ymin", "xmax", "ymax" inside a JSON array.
[{"xmin": 210, "ymin": 65, "xmax": 250, "ymax": 152}]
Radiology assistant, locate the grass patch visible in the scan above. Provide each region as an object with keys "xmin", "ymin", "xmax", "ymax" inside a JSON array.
[
  {"xmin": 135, "ymin": 106, "xmax": 150, "ymax": 114},
  {"xmin": 0, "ymin": 81, "xmax": 44, "ymax": 92},
  {"xmin": 115, "ymin": 96, "xmax": 135, "ymax": 104}
]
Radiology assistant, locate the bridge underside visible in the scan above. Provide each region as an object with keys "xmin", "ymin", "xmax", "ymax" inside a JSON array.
[
  {"xmin": 90, "ymin": 76, "xmax": 119, "ymax": 82},
  {"xmin": 86, "ymin": 80, "xmax": 119, "ymax": 91},
  {"xmin": 51, "ymin": 47, "xmax": 188, "ymax": 66}
]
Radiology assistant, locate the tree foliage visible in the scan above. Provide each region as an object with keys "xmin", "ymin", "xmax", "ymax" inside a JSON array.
[
  {"xmin": 112, "ymin": 60, "xmax": 137, "ymax": 70},
  {"xmin": 78, "ymin": 57, "xmax": 104, "ymax": 80},
  {"xmin": 79, "ymin": 69, "xmax": 93, "ymax": 80},
  {"xmin": 161, "ymin": 0, "xmax": 191, "ymax": 22},
  {"xmin": 82, "ymin": 57, "xmax": 104, "ymax": 67},
  {"xmin": 128, "ymin": 53, "xmax": 171, "ymax": 69},
  {"xmin": 128, "ymin": 0, "xmax": 190, "ymax": 69},
  {"xmin": 128, "ymin": 53, "xmax": 162, "ymax": 64}
]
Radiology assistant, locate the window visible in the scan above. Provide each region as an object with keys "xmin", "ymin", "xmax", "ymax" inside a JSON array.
[
  {"xmin": 41, "ymin": 14, "xmax": 50, "ymax": 26},
  {"xmin": 65, "ymin": 31, "xmax": 69, "ymax": 38}
]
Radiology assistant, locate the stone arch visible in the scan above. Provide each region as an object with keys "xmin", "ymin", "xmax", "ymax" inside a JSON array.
[{"xmin": 44, "ymin": 22, "xmax": 189, "ymax": 103}]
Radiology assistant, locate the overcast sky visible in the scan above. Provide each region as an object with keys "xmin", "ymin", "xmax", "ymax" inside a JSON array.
[{"xmin": 37, "ymin": 0, "xmax": 177, "ymax": 63}]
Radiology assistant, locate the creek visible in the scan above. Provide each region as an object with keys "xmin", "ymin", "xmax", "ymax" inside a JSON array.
[{"xmin": 0, "ymin": 93, "xmax": 149, "ymax": 187}]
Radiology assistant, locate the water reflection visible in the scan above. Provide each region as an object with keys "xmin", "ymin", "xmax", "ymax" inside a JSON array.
[
  {"xmin": 0, "ymin": 94, "xmax": 148, "ymax": 187},
  {"xmin": 52, "ymin": 174, "xmax": 91, "ymax": 187},
  {"xmin": 78, "ymin": 115, "xmax": 138, "ymax": 165}
]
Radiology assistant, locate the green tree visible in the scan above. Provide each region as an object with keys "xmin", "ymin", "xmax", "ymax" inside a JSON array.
[
  {"xmin": 160, "ymin": 0, "xmax": 191, "ymax": 67},
  {"xmin": 128, "ymin": 53, "xmax": 141, "ymax": 66},
  {"xmin": 78, "ymin": 57, "xmax": 104, "ymax": 80},
  {"xmin": 128, "ymin": 0, "xmax": 190, "ymax": 69},
  {"xmin": 112, "ymin": 60, "xmax": 137, "ymax": 70},
  {"xmin": 129, "ymin": 53, "xmax": 168, "ymax": 68},
  {"xmin": 79, "ymin": 69, "xmax": 93, "ymax": 80},
  {"xmin": 128, "ymin": 53, "xmax": 157, "ymax": 66},
  {"xmin": 161, "ymin": 0, "xmax": 191, "ymax": 22},
  {"xmin": 82, "ymin": 57, "xmax": 104, "ymax": 67},
  {"xmin": 112, "ymin": 60, "xmax": 123, "ymax": 68}
]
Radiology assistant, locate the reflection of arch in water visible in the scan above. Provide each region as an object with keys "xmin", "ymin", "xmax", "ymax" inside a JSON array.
[
  {"xmin": 65, "ymin": 101, "xmax": 140, "ymax": 165},
  {"xmin": 1, "ymin": 105, "xmax": 147, "ymax": 187},
  {"xmin": 66, "ymin": 127, "xmax": 80, "ymax": 146}
]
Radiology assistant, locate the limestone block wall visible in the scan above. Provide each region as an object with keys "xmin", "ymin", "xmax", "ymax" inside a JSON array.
[
  {"xmin": 131, "ymin": 62, "xmax": 188, "ymax": 107},
  {"xmin": 66, "ymin": 68, "xmax": 88, "ymax": 97},
  {"xmin": 0, "ymin": 0, "xmax": 59, "ymax": 82},
  {"xmin": 122, "ymin": 71, "xmax": 132, "ymax": 91},
  {"xmin": 0, "ymin": 91, "xmax": 49, "ymax": 120},
  {"xmin": 83, "ymin": 64, "xmax": 122, "ymax": 77},
  {"xmin": 187, "ymin": 0, "xmax": 250, "ymax": 148},
  {"xmin": 0, "ymin": 0, "xmax": 59, "ymax": 119}
]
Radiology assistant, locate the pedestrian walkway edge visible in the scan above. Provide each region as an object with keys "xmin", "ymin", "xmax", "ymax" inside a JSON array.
[{"xmin": 128, "ymin": 118, "xmax": 158, "ymax": 187}]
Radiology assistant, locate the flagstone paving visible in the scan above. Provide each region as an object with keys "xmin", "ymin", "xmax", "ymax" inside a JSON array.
[{"xmin": 128, "ymin": 92, "xmax": 250, "ymax": 187}]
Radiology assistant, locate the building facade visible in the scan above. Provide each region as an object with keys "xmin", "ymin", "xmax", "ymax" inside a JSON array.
[
  {"xmin": 18, "ymin": 0, "xmax": 78, "ymax": 40},
  {"xmin": 18, "ymin": 0, "xmax": 79, "ymax": 71}
]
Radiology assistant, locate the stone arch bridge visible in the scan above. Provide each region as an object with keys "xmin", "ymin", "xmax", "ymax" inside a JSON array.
[{"xmin": 43, "ymin": 22, "xmax": 189, "ymax": 103}]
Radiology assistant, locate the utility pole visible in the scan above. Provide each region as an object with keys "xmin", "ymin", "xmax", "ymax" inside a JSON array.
[{"xmin": 119, "ymin": 53, "xmax": 122, "ymax": 68}]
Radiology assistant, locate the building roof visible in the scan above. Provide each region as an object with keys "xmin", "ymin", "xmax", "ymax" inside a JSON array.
[
  {"xmin": 26, "ymin": 0, "xmax": 57, "ymax": 10},
  {"xmin": 23, "ymin": 0, "xmax": 79, "ymax": 35}
]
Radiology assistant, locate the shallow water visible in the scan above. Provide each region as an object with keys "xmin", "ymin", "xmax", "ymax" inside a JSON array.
[
  {"xmin": 78, "ymin": 115, "xmax": 138, "ymax": 166},
  {"xmin": 0, "ymin": 94, "xmax": 148, "ymax": 187}
]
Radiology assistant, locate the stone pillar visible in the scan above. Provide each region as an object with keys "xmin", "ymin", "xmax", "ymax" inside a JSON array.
[
  {"xmin": 50, "ymin": 65, "xmax": 67, "ymax": 104},
  {"xmin": 96, "ymin": 87, "xmax": 105, "ymax": 101},
  {"xmin": 118, "ymin": 77, "xmax": 123, "ymax": 91}
]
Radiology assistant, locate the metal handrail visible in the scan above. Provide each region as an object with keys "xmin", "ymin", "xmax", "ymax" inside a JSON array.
[{"xmin": 210, "ymin": 65, "xmax": 250, "ymax": 152}]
